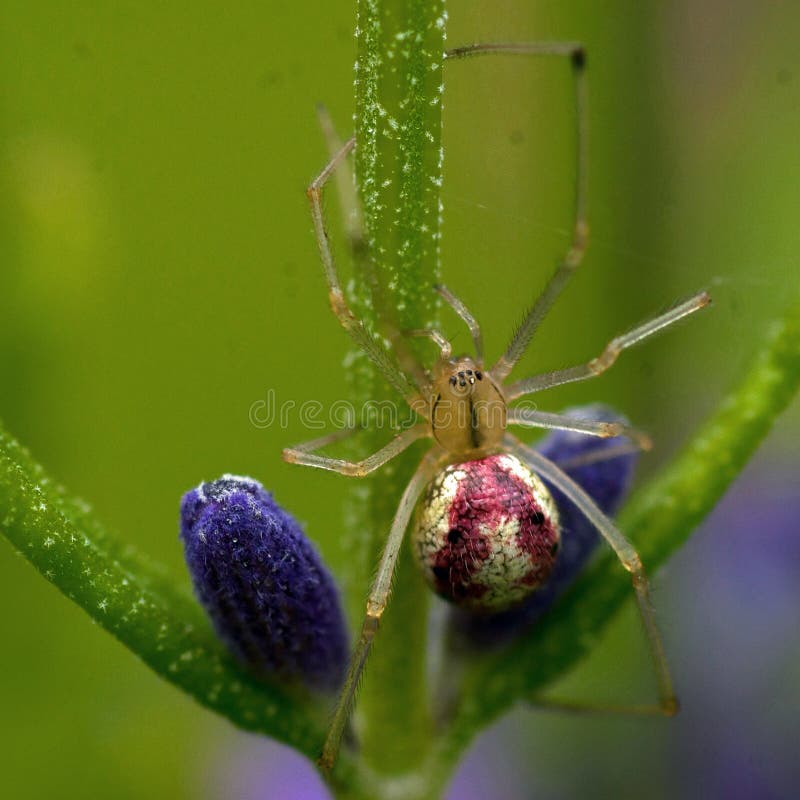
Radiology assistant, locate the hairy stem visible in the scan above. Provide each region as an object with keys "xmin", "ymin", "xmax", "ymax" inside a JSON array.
[{"xmin": 342, "ymin": 0, "xmax": 446, "ymax": 780}]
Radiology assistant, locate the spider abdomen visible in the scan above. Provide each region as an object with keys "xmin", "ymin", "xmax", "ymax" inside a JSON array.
[{"xmin": 412, "ymin": 454, "xmax": 560, "ymax": 612}]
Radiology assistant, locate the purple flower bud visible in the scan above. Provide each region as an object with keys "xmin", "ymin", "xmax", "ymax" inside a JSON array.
[
  {"xmin": 449, "ymin": 404, "xmax": 638, "ymax": 646},
  {"xmin": 180, "ymin": 475, "xmax": 348, "ymax": 692}
]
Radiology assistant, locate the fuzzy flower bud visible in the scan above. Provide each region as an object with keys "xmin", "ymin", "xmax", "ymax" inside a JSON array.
[{"xmin": 180, "ymin": 475, "xmax": 348, "ymax": 692}]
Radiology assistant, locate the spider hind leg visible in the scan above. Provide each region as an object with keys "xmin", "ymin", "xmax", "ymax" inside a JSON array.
[{"xmin": 507, "ymin": 433, "xmax": 679, "ymax": 717}]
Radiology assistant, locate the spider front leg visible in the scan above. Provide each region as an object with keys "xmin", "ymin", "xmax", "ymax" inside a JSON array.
[
  {"xmin": 506, "ymin": 434, "xmax": 679, "ymax": 716},
  {"xmin": 405, "ymin": 328, "xmax": 452, "ymax": 360},
  {"xmin": 445, "ymin": 42, "xmax": 588, "ymax": 381},
  {"xmin": 506, "ymin": 292, "xmax": 712, "ymax": 399},
  {"xmin": 319, "ymin": 447, "xmax": 446, "ymax": 773},
  {"xmin": 306, "ymin": 139, "xmax": 427, "ymax": 410},
  {"xmin": 311, "ymin": 110, "xmax": 432, "ymax": 394},
  {"xmin": 283, "ymin": 423, "xmax": 429, "ymax": 477},
  {"xmin": 508, "ymin": 407, "xmax": 653, "ymax": 451},
  {"xmin": 435, "ymin": 284, "xmax": 484, "ymax": 362},
  {"xmin": 315, "ymin": 105, "xmax": 365, "ymax": 256}
]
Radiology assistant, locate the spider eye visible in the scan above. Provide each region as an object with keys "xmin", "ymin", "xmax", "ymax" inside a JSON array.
[{"xmin": 448, "ymin": 369, "xmax": 477, "ymax": 391}]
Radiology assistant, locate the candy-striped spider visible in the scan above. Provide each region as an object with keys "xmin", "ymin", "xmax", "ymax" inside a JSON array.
[{"xmin": 282, "ymin": 41, "xmax": 710, "ymax": 771}]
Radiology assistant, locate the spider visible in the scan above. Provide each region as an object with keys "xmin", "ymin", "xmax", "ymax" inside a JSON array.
[{"xmin": 282, "ymin": 41, "xmax": 711, "ymax": 771}]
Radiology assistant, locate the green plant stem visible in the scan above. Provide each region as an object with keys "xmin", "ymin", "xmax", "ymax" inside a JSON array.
[
  {"xmin": 0, "ymin": 423, "xmax": 365, "ymax": 777},
  {"xmin": 344, "ymin": 0, "xmax": 446, "ymax": 780}
]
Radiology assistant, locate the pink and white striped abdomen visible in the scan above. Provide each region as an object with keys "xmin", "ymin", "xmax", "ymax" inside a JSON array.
[{"xmin": 412, "ymin": 453, "xmax": 561, "ymax": 612}]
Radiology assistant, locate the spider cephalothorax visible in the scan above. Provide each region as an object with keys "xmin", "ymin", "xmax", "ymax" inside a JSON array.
[
  {"xmin": 430, "ymin": 356, "xmax": 506, "ymax": 454},
  {"xmin": 284, "ymin": 41, "xmax": 709, "ymax": 771}
]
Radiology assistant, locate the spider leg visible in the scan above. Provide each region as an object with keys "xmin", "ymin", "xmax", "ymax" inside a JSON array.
[
  {"xmin": 505, "ymin": 433, "xmax": 679, "ymax": 717},
  {"xmin": 307, "ymin": 139, "xmax": 428, "ymax": 412},
  {"xmin": 553, "ymin": 439, "xmax": 645, "ymax": 471},
  {"xmin": 507, "ymin": 407, "xmax": 653, "ymax": 451},
  {"xmin": 283, "ymin": 423, "xmax": 429, "ymax": 477},
  {"xmin": 444, "ymin": 42, "xmax": 588, "ymax": 381},
  {"xmin": 405, "ymin": 328, "xmax": 452, "ymax": 360},
  {"xmin": 434, "ymin": 284, "xmax": 484, "ymax": 363},
  {"xmin": 507, "ymin": 292, "xmax": 712, "ymax": 399},
  {"xmin": 312, "ymin": 110, "xmax": 432, "ymax": 394},
  {"xmin": 318, "ymin": 446, "xmax": 446, "ymax": 773},
  {"xmin": 315, "ymin": 105, "xmax": 366, "ymax": 257},
  {"xmin": 282, "ymin": 424, "xmax": 361, "ymax": 463},
  {"xmin": 528, "ymin": 695, "xmax": 678, "ymax": 717}
]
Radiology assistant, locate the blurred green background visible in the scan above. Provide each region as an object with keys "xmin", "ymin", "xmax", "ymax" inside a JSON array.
[{"xmin": 1, "ymin": 1, "xmax": 798, "ymax": 798}]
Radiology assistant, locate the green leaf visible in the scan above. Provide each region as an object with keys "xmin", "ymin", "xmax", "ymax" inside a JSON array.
[{"xmin": 0, "ymin": 423, "xmax": 335, "ymax": 761}]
